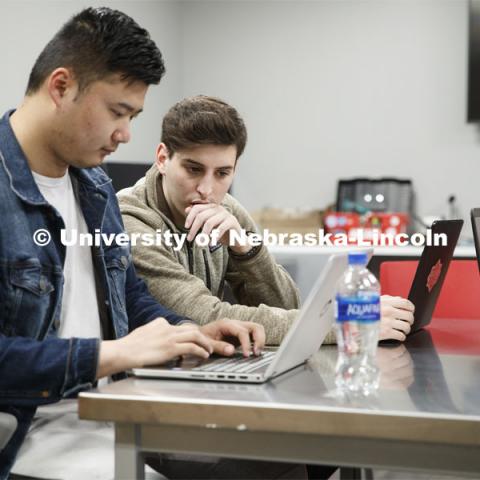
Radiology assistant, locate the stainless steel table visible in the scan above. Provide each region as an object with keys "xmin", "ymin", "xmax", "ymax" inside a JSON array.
[{"xmin": 79, "ymin": 318, "xmax": 480, "ymax": 479}]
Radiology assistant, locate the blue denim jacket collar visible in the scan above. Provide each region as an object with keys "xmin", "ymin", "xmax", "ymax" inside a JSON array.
[{"xmin": 0, "ymin": 110, "xmax": 48, "ymax": 206}]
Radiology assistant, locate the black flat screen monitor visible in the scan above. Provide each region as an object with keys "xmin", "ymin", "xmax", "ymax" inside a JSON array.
[{"xmin": 101, "ymin": 162, "xmax": 151, "ymax": 192}]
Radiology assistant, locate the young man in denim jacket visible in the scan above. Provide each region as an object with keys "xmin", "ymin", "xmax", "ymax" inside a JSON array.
[{"xmin": 0, "ymin": 8, "xmax": 302, "ymax": 480}]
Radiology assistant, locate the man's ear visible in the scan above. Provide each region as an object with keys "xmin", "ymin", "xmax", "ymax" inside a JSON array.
[
  {"xmin": 46, "ymin": 68, "xmax": 77, "ymax": 108},
  {"xmin": 155, "ymin": 143, "xmax": 170, "ymax": 175}
]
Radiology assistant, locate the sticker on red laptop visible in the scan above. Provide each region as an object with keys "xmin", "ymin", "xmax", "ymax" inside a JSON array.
[{"xmin": 426, "ymin": 259, "xmax": 443, "ymax": 292}]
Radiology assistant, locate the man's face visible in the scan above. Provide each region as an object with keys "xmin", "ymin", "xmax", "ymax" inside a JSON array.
[
  {"xmin": 50, "ymin": 74, "xmax": 147, "ymax": 169},
  {"xmin": 156, "ymin": 143, "xmax": 236, "ymax": 226}
]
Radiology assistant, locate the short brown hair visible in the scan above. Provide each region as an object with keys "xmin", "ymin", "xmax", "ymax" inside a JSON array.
[{"xmin": 161, "ymin": 96, "xmax": 247, "ymax": 159}]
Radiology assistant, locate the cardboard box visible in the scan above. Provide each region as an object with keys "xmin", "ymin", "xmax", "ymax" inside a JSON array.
[{"xmin": 251, "ymin": 208, "xmax": 324, "ymax": 236}]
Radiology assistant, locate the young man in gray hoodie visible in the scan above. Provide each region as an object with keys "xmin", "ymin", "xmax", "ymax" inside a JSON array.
[{"xmin": 118, "ymin": 95, "xmax": 415, "ymax": 346}]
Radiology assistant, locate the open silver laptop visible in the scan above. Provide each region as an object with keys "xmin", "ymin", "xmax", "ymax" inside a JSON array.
[{"xmin": 131, "ymin": 251, "xmax": 368, "ymax": 383}]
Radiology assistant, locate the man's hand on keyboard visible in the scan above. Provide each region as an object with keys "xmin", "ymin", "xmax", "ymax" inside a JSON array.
[{"xmin": 200, "ymin": 319, "xmax": 265, "ymax": 358}]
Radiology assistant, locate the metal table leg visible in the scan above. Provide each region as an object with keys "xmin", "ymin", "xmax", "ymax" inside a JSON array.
[{"xmin": 115, "ymin": 423, "xmax": 145, "ymax": 480}]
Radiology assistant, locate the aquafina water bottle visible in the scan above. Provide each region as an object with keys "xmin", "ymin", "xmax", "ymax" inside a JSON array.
[{"xmin": 335, "ymin": 251, "xmax": 380, "ymax": 395}]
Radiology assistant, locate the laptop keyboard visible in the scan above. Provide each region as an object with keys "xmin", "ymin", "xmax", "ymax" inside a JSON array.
[{"xmin": 192, "ymin": 351, "xmax": 276, "ymax": 374}]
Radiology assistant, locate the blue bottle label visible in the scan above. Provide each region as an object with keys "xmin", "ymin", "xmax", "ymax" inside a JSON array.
[{"xmin": 335, "ymin": 294, "xmax": 380, "ymax": 323}]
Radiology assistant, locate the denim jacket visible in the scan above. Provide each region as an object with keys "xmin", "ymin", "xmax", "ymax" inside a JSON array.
[{"xmin": 0, "ymin": 110, "xmax": 187, "ymax": 477}]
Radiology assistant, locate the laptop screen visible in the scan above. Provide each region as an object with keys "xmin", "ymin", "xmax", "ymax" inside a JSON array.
[{"xmin": 471, "ymin": 208, "xmax": 480, "ymax": 273}]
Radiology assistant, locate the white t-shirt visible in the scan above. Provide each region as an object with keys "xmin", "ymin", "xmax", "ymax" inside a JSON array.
[{"xmin": 32, "ymin": 170, "xmax": 101, "ymax": 339}]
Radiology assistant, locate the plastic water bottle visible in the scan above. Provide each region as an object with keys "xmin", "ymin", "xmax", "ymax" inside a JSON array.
[{"xmin": 335, "ymin": 251, "xmax": 380, "ymax": 395}]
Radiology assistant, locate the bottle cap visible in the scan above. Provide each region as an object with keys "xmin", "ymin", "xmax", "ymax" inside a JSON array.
[{"xmin": 348, "ymin": 251, "xmax": 368, "ymax": 265}]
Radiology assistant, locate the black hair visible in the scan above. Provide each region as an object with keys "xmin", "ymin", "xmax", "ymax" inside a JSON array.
[{"xmin": 26, "ymin": 7, "xmax": 165, "ymax": 94}]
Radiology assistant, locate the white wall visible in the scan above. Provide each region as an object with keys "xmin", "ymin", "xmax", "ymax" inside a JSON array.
[
  {"xmin": 0, "ymin": 0, "xmax": 479, "ymax": 227},
  {"xmin": 180, "ymin": 0, "xmax": 480, "ymax": 227},
  {"xmin": 0, "ymin": 0, "xmax": 182, "ymax": 164}
]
